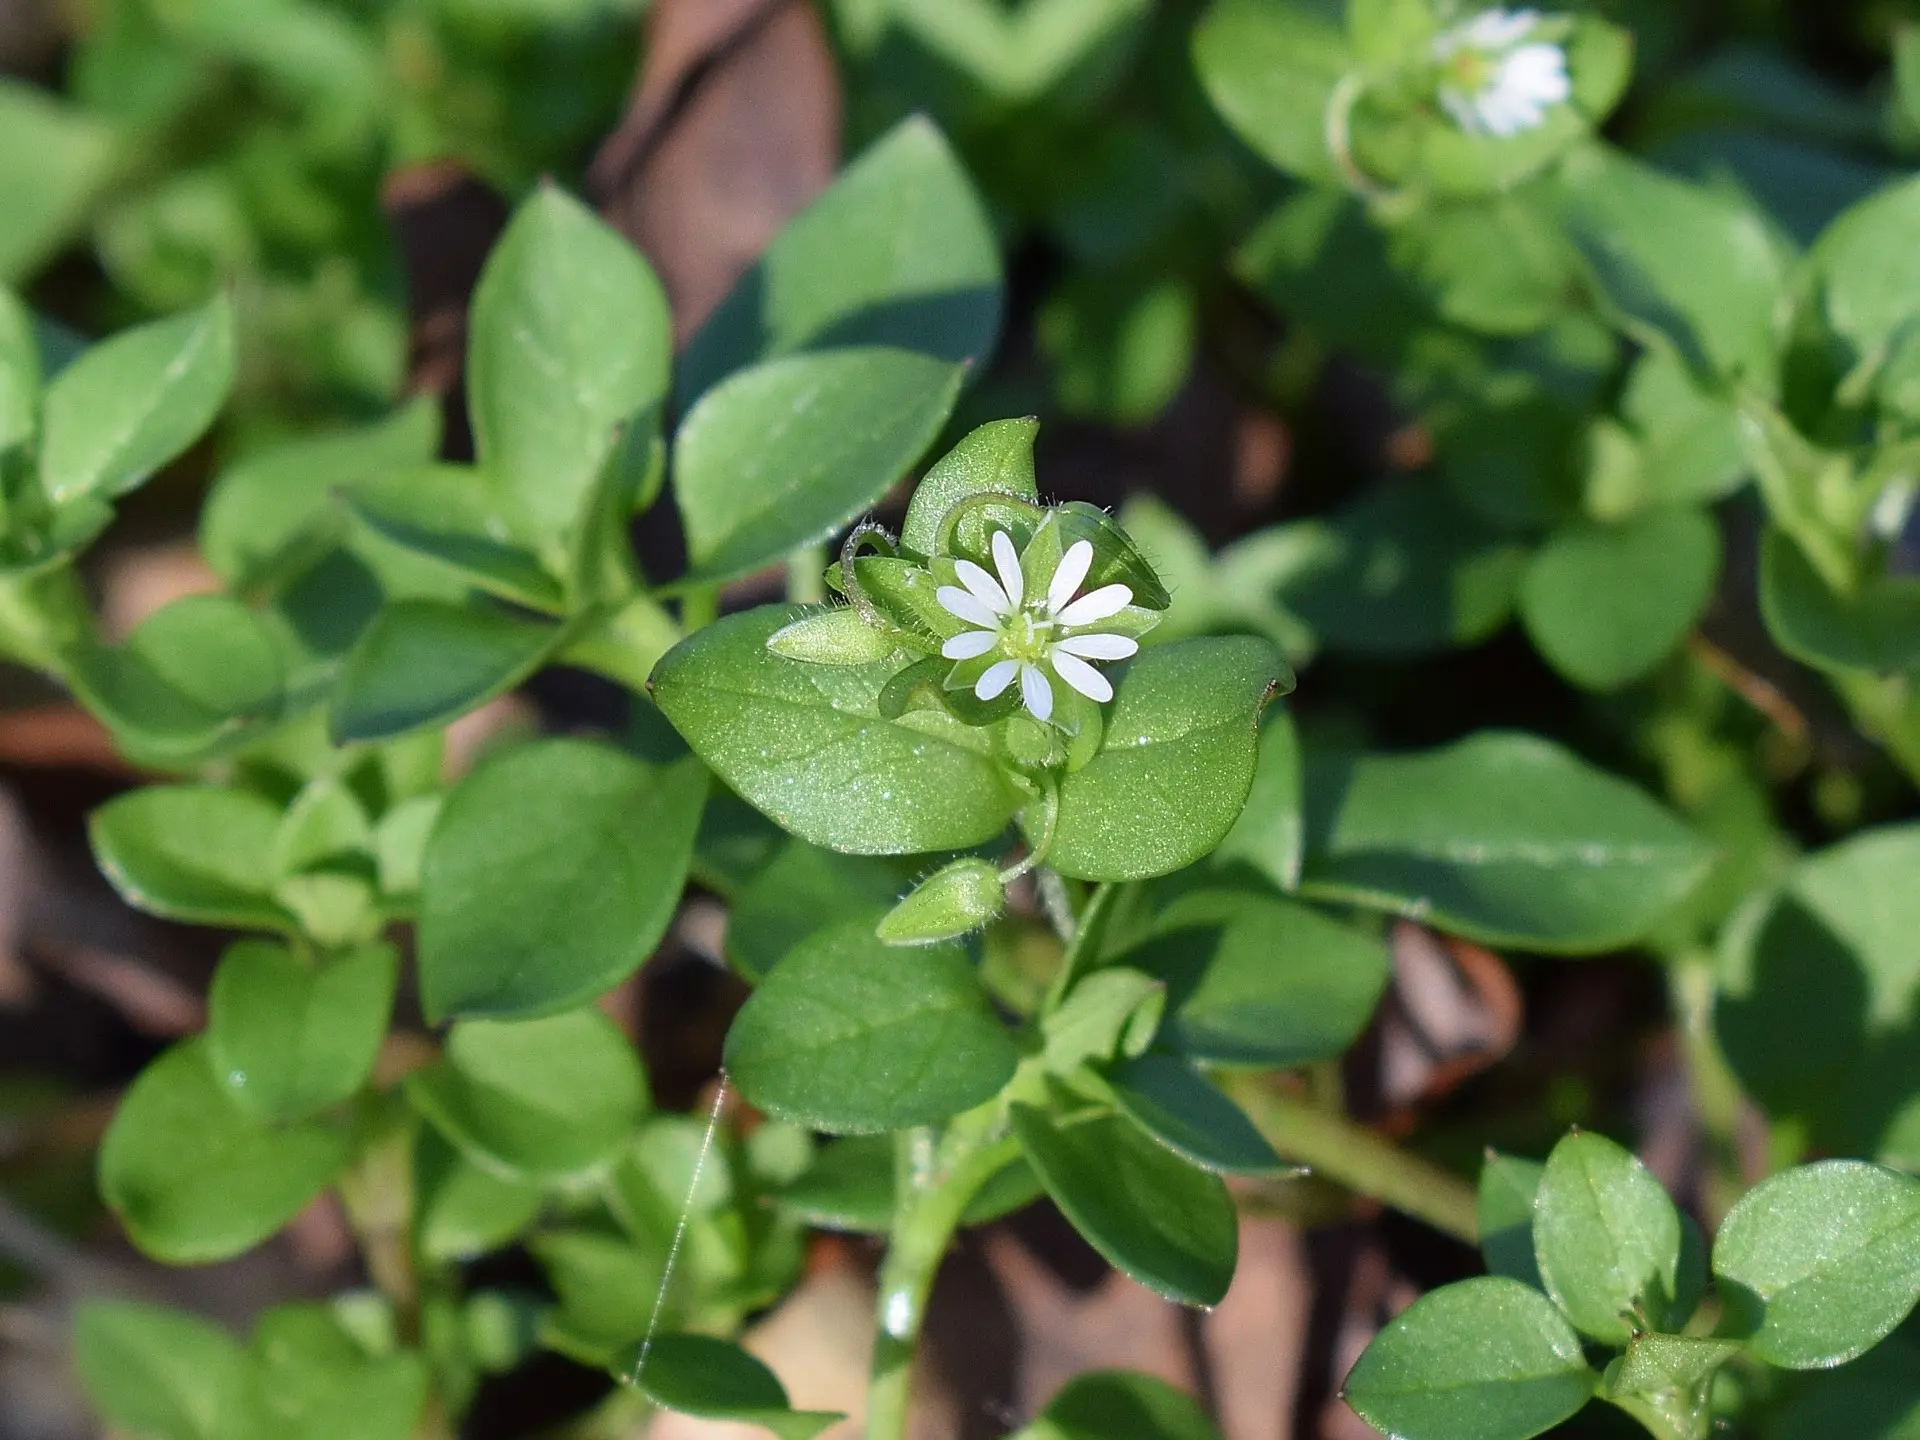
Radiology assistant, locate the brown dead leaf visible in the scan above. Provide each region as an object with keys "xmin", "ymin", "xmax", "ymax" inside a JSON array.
[{"xmin": 591, "ymin": 0, "xmax": 840, "ymax": 343}]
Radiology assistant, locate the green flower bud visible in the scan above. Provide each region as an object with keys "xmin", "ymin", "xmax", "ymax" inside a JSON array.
[
  {"xmin": 766, "ymin": 607, "xmax": 897, "ymax": 664},
  {"xmin": 876, "ymin": 858, "xmax": 1005, "ymax": 946}
]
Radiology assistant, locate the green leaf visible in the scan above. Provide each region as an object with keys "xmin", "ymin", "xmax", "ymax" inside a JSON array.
[
  {"xmin": 1343, "ymin": 1277, "xmax": 1597, "ymax": 1440},
  {"xmin": 1760, "ymin": 527, "xmax": 1920, "ymax": 675},
  {"xmin": 1105, "ymin": 1052, "xmax": 1289, "ymax": 1175},
  {"xmin": 73, "ymin": 1301, "xmax": 254, "ymax": 1440},
  {"xmin": 1532, "ymin": 1131, "xmax": 1693, "ymax": 1345},
  {"xmin": 40, "ymin": 295, "xmax": 235, "ymax": 505},
  {"xmin": 1768, "ymin": 1334, "xmax": 1920, "ymax": 1440},
  {"xmin": 679, "ymin": 116, "xmax": 1000, "ymax": 407},
  {"xmin": 650, "ymin": 605, "xmax": 1025, "ymax": 855},
  {"xmin": 0, "ymin": 79, "xmax": 116, "ymax": 282},
  {"xmin": 1712, "ymin": 1160, "xmax": 1920, "ymax": 1369},
  {"xmin": 623, "ymin": 1333, "xmax": 843, "ymax": 1440},
  {"xmin": 207, "ymin": 940, "xmax": 395, "ymax": 1120},
  {"xmin": 1301, "ymin": 732, "xmax": 1714, "ymax": 952},
  {"xmin": 68, "ymin": 594, "xmax": 287, "ymax": 766},
  {"xmin": 1277, "ymin": 481, "xmax": 1530, "ymax": 656},
  {"xmin": 1110, "ymin": 888, "xmax": 1389, "ymax": 1068},
  {"xmin": 899, "ymin": 418, "xmax": 1039, "ymax": 557},
  {"xmin": 673, "ymin": 348, "xmax": 963, "ymax": 585},
  {"xmin": 346, "ymin": 466, "xmax": 565, "ymax": 613},
  {"xmin": 1012, "ymin": 1369, "xmax": 1221, "ymax": 1440},
  {"xmin": 724, "ymin": 916, "xmax": 1019, "ymax": 1134},
  {"xmin": 419, "ymin": 739, "xmax": 706, "ymax": 1021},
  {"xmin": 1716, "ymin": 825, "xmax": 1920, "ymax": 1165},
  {"xmin": 724, "ymin": 839, "xmax": 909, "ymax": 982},
  {"xmin": 1038, "ymin": 266, "xmax": 1197, "ymax": 427},
  {"xmin": 404, "ymin": 1009, "xmax": 648, "ymax": 1180},
  {"xmin": 331, "ymin": 599, "xmax": 563, "ymax": 743},
  {"xmin": 1559, "ymin": 147, "xmax": 1786, "ymax": 388},
  {"xmin": 1479, "ymin": 1152, "xmax": 1547, "ymax": 1292},
  {"xmin": 532, "ymin": 1228, "xmax": 663, "ymax": 1365},
  {"xmin": 876, "ymin": 857, "xmax": 1004, "ymax": 945},
  {"xmin": 413, "ymin": 1129, "xmax": 543, "ymax": 1263},
  {"xmin": 1212, "ymin": 711, "xmax": 1305, "ymax": 890},
  {"xmin": 1043, "ymin": 637, "xmax": 1287, "ymax": 881},
  {"xmin": 91, "ymin": 785, "xmax": 295, "ymax": 932},
  {"xmin": 885, "ymin": 0, "xmax": 1151, "ymax": 104},
  {"xmin": 1808, "ymin": 173, "xmax": 1920, "ymax": 366},
  {"xmin": 249, "ymin": 1305, "xmax": 428, "ymax": 1440},
  {"xmin": 1192, "ymin": 0, "xmax": 1349, "ymax": 186},
  {"xmin": 199, "ymin": 399, "xmax": 441, "ymax": 590},
  {"xmin": 467, "ymin": 185, "xmax": 670, "ymax": 547},
  {"xmin": 1042, "ymin": 968, "xmax": 1166, "ymax": 1076},
  {"xmin": 99, "ymin": 1039, "xmax": 350, "ymax": 1263},
  {"xmin": 0, "ymin": 287, "xmax": 38, "ymax": 453},
  {"xmin": 1012, "ymin": 1094, "xmax": 1237, "ymax": 1307},
  {"xmin": 1519, "ymin": 509, "xmax": 1722, "ymax": 691}
]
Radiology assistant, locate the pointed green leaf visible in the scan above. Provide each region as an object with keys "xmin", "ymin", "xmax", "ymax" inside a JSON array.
[
  {"xmin": 899, "ymin": 418, "xmax": 1039, "ymax": 557},
  {"xmin": 1301, "ymin": 732, "xmax": 1714, "ymax": 952},
  {"xmin": 673, "ymin": 348, "xmax": 963, "ymax": 586},
  {"xmin": 1012, "ymin": 1096, "xmax": 1237, "ymax": 1307},
  {"xmin": 1012, "ymin": 1369, "xmax": 1221, "ymax": 1440},
  {"xmin": 623, "ymin": 1333, "xmax": 843, "ymax": 1440},
  {"xmin": 1106, "ymin": 1052, "xmax": 1289, "ymax": 1175},
  {"xmin": 40, "ymin": 295, "xmax": 235, "ymax": 504},
  {"xmin": 680, "ymin": 116, "xmax": 1000, "ymax": 406},
  {"xmin": 331, "ymin": 599, "xmax": 563, "ymax": 743},
  {"xmin": 468, "ymin": 185, "xmax": 670, "ymax": 546}
]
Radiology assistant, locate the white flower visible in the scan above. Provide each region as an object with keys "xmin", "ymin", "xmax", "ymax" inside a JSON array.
[
  {"xmin": 934, "ymin": 531, "xmax": 1138, "ymax": 724},
  {"xmin": 1432, "ymin": 7, "xmax": 1571, "ymax": 138}
]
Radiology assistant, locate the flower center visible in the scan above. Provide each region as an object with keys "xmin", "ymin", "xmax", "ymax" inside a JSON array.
[
  {"xmin": 1446, "ymin": 48, "xmax": 1494, "ymax": 91},
  {"xmin": 1001, "ymin": 608, "xmax": 1055, "ymax": 663}
]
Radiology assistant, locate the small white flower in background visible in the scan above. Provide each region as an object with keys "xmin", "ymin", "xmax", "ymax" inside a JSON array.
[
  {"xmin": 935, "ymin": 532, "xmax": 1137, "ymax": 724},
  {"xmin": 1432, "ymin": 7, "xmax": 1572, "ymax": 138}
]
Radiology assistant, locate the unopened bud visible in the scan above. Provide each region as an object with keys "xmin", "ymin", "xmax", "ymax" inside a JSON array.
[{"xmin": 876, "ymin": 858, "xmax": 1004, "ymax": 945}]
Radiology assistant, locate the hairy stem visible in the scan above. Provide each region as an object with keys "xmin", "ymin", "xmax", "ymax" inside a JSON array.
[
  {"xmin": 1038, "ymin": 878, "xmax": 1118, "ymax": 1018},
  {"xmin": 1227, "ymin": 1078, "xmax": 1480, "ymax": 1245},
  {"xmin": 866, "ymin": 1121, "xmax": 1020, "ymax": 1440}
]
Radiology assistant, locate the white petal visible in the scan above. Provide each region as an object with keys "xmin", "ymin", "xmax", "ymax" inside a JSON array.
[
  {"xmin": 991, "ymin": 531, "xmax": 1025, "ymax": 609},
  {"xmin": 953, "ymin": 559, "xmax": 1012, "ymax": 615},
  {"xmin": 1050, "ymin": 652, "xmax": 1113, "ymax": 703},
  {"xmin": 975, "ymin": 658, "xmax": 1019, "ymax": 700},
  {"xmin": 1440, "ymin": 87, "xmax": 1483, "ymax": 133},
  {"xmin": 1054, "ymin": 632, "xmax": 1138, "ymax": 661},
  {"xmin": 937, "ymin": 585, "xmax": 1002, "ymax": 629},
  {"xmin": 1056, "ymin": 583, "xmax": 1133, "ymax": 626},
  {"xmin": 1504, "ymin": 43, "xmax": 1570, "ymax": 103},
  {"xmin": 1465, "ymin": 7, "xmax": 1537, "ymax": 48},
  {"xmin": 1019, "ymin": 663, "xmax": 1054, "ymax": 721},
  {"xmin": 942, "ymin": 629, "xmax": 998, "ymax": 660},
  {"xmin": 1046, "ymin": 540, "xmax": 1095, "ymax": 616}
]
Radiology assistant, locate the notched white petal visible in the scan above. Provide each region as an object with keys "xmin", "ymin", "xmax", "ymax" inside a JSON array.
[
  {"xmin": 1050, "ymin": 651, "xmax": 1114, "ymax": 703},
  {"xmin": 976, "ymin": 658, "xmax": 1019, "ymax": 701},
  {"xmin": 1047, "ymin": 540, "xmax": 1095, "ymax": 615},
  {"xmin": 1056, "ymin": 583, "xmax": 1133, "ymax": 626},
  {"xmin": 936, "ymin": 585, "xmax": 1001, "ymax": 630},
  {"xmin": 1054, "ymin": 632, "xmax": 1138, "ymax": 661},
  {"xmin": 991, "ymin": 530, "xmax": 1025, "ymax": 609},
  {"xmin": 953, "ymin": 558, "xmax": 1012, "ymax": 614},
  {"xmin": 1019, "ymin": 663, "xmax": 1054, "ymax": 721},
  {"xmin": 942, "ymin": 630, "xmax": 998, "ymax": 660}
]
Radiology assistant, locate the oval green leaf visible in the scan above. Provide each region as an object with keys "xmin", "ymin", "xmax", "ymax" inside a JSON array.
[
  {"xmin": 623, "ymin": 1333, "xmax": 843, "ymax": 1440},
  {"xmin": 1013, "ymin": 1369, "xmax": 1221, "ymax": 1440},
  {"xmin": 91, "ymin": 785, "xmax": 294, "ymax": 932},
  {"xmin": 331, "ymin": 598, "xmax": 563, "ymax": 744},
  {"xmin": 1343, "ymin": 1276, "xmax": 1596, "ymax": 1440},
  {"xmin": 1301, "ymin": 732, "xmax": 1714, "ymax": 952},
  {"xmin": 724, "ymin": 916, "xmax": 1019, "ymax": 1135},
  {"xmin": 73, "ymin": 1300, "xmax": 254, "ymax": 1440},
  {"xmin": 1012, "ymin": 1096, "xmax": 1237, "ymax": 1307},
  {"xmin": 1106, "ymin": 1052, "xmax": 1289, "ymax": 1175},
  {"xmin": 419, "ymin": 738, "xmax": 706, "ymax": 1021},
  {"xmin": 650, "ymin": 605, "xmax": 1025, "ymax": 855}
]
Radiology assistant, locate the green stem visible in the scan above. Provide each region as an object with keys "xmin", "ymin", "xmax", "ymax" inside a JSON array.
[
  {"xmin": 679, "ymin": 586, "xmax": 719, "ymax": 634},
  {"xmin": 0, "ymin": 566, "xmax": 88, "ymax": 678},
  {"xmin": 786, "ymin": 545, "xmax": 827, "ymax": 604},
  {"xmin": 1227, "ymin": 1078, "xmax": 1480, "ymax": 1245},
  {"xmin": 866, "ymin": 1121, "xmax": 1021, "ymax": 1440},
  {"xmin": 1670, "ymin": 958, "xmax": 1752, "ymax": 1227}
]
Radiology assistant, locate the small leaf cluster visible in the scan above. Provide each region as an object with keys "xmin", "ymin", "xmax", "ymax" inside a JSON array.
[{"xmin": 1347, "ymin": 1134, "xmax": 1920, "ymax": 1440}]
